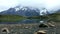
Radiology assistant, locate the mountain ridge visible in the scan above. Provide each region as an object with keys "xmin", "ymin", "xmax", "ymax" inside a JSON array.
[{"xmin": 0, "ymin": 6, "xmax": 59, "ymax": 17}]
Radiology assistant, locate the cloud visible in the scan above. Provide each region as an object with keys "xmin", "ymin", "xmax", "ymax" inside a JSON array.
[
  {"xmin": 0, "ymin": 0, "xmax": 19, "ymax": 11},
  {"xmin": 45, "ymin": 0, "xmax": 60, "ymax": 11},
  {"xmin": 0, "ymin": 0, "xmax": 60, "ymax": 12}
]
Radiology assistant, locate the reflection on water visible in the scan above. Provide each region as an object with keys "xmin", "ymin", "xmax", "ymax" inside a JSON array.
[{"xmin": 0, "ymin": 19, "xmax": 40, "ymax": 24}]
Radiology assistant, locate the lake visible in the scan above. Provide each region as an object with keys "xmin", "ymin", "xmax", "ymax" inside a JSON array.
[{"xmin": 0, "ymin": 19, "xmax": 41, "ymax": 24}]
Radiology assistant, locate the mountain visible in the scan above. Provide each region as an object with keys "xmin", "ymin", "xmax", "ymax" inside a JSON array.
[
  {"xmin": 40, "ymin": 8, "xmax": 51, "ymax": 16},
  {"xmin": 0, "ymin": 6, "xmax": 40, "ymax": 17},
  {"xmin": 0, "ymin": 8, "xmax": 16, "ymax": 15},
  {"xmin": 0, "ymin": 5, "xmax": 56, "ymax": 16}
]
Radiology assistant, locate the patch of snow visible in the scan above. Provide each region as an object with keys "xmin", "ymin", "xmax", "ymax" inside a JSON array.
[
  {"xmin": 40, "ymin": 8, "xmax": 47, "ymax": 15},
  {"xmin": 21, "ymin": 8, "xmax": 27, "ymax": 11}
]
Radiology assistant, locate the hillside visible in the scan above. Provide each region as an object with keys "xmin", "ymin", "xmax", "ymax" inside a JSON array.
[
  {"xmin": 0, "ymin": 15, "xmax": 26, "ymax": 22},
  {"xmin": 45, "ymin": 12, "xmax": 60, "ymax": 22}
]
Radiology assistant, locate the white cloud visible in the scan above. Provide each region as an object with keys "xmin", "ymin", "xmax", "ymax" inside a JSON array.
[
  {"xmin": 0, "ymin": 0, "xmax": 60, "ymax": 12},
  {"xmin": 0, "ymin": 0, "xmax": 19, "ymax": 11},
  {"xmin": 45, "ymin": 0, "xmax": 60, "ymax": 11}
]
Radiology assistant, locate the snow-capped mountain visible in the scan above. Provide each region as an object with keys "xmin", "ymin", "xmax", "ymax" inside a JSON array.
[
  {"xmin": 39, "ymin": 8, "xmax": 51, "ymax": 16},
  {"xmin": 0, "ymin": 5, "xmax": 60, "ymax": 16},
  {"xmin": 0, "ymin": 6, "xmax": 40, "ymax": 17}
]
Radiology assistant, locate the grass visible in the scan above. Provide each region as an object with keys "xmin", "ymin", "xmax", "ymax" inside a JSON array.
[
  {"xmin": 47, "ymin": 13, "xmax": 60, "ymax": 22},
  {"xmin": 0, "ymin": 12, "xmax": 60, "ymax": 22},
  {"xmin": 0, "ymin": 15, "xmax": 26, "ymax": 22}
]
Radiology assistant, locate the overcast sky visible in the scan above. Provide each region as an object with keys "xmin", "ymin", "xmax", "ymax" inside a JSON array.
[{"xmin": 0, "ymin": 0, "xmax": 60, "ymax": 12}]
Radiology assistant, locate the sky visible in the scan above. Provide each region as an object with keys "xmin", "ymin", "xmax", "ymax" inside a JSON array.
[{"xmin": 0, "ymin": 0, "xmax": 60, "ymax": 12}]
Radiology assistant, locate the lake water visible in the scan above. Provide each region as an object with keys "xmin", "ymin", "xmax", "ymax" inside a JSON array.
[{"xmin": 0, "ymin": 19, "xmax": 41, "ymax": 24}]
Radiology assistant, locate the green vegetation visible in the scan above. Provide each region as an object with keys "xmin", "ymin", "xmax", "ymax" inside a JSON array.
[
  {"xmin": 27, "ymin": 12, "xmax": 60, "ymax": 22},
  {"xmin": 27, "ymin": 16, "xmax": 40, "ymax": 19},
  {"xmin": 0, "ymin": 12, "xmax": 60, "ymax": 22},
  {"xmin": 48, "ymin": 13, "xmax": 60, "ymax": 22},
  {"xmin": 0, "ymin": 15, "xmax": 26, "ymax": 22}
]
